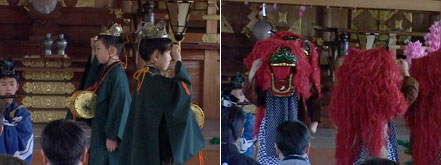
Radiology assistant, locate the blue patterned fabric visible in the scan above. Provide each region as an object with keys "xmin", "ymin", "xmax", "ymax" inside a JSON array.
[
  {"xmin": 241, "ymin": 113, "xmax": 256, "ymax": 158},
  {"xmin": 257, "ymin": 91, "xmax": 299, "ymax": 165},
  {"xmin": 353, "ymin": 121, "xmax": 399, "ymax": 165}
]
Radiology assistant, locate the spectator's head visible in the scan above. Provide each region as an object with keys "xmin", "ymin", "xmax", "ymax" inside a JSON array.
[
  {"xmin": 275, "ymin": 120, "xmax": 311, "ymax": 159},
  {"xmin": 221, "ymin": 105, "xmax": 246, "ymax": 143},
  {"xmin": 0, "ymin": 57, "xmax": 19, "ymax": 104},
  {"xmin": 40, "ymin": 120, "xmax": 87, "ymax": 165},
  {"xmin": 360, "ymin": 158, "xmax": 399, "ymax": 165},
  {"xmin": 0, "ymin": 154, "xmax": 26, "ymax": 165},
  {"xmin": 224, "ymin": 73, "xmax": 244, "ymax": 94}
]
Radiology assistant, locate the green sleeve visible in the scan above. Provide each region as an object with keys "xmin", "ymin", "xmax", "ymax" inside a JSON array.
[
  {"xmin": 173, "ymin": 61, "xmax": 191, "ymax": 85},
  {"xmin": 104, "ymin": 68, "xmax": 132, "ymax": 140}
]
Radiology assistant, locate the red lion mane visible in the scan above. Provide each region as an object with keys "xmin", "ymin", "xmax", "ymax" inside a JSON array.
[
  {"xmin": 328, "ymin": 47, "xmax": 407, "ymax": 164},
  {"xmin": 405, "ymin": 50, "xmax": 441, "ymax": 165}
]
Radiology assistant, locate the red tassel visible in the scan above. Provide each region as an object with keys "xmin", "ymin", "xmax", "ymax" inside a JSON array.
[{"xmin": 198, "ymin": 151, "xmax": 204, "ymax": 165}]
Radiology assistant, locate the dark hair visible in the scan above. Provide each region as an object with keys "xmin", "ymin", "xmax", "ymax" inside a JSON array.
[
  {"xmin": 360, "ymin": 158, "xmax": 399, "ymax": 165},
  {"xmin": 138, "ymin": 38, "xmax": 173, "ymax": 62},
  {"xmin": 223, "ymin": 73, "xmax": 245, "ymax": 95},
  {"xmin": 97, "ymin": 35, "xmax": 124, "ymax": 56},
  {"xmin": 40, "ymin": 119, "xmax": 87, "ymax": 165},
  {"xmin": 0, "ymin": 57, "xmax": 19, "ymax": 81},
  {"xmin": 221, "ymin": 105, "xmax": 246, "ymax": 143},
  {"xmin": 0, "ymin": 154, "xmax": 27, "ymax": 165},
  {"xmin": 276, "ymin": 120, "xmax": 311, "ymax": 156}
]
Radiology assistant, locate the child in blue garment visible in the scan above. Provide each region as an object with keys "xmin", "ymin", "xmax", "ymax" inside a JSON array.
[
  {"xmin": 221, "ymin": 73, "xmax": 256, "ymax": 158},
  {"xmin": 0, "ymin": 57, "xmax": 33, "ymax": 164}
]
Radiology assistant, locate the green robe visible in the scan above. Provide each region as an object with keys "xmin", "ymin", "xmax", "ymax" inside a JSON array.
[
  {"xmin": 89, "ymin": 62, "xmax": 132, "ymax": 165},
  {"xmin": 120, "ymin": 61, "xmax": 205, "ymax": 165}
]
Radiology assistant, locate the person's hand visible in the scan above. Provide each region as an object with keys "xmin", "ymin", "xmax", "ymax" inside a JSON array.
[
  {"xmin": 309, "ymin": 122, "xmax": 318, "ymax": 134},
  {"xmin": 399, "ymin": 59, "xmax": 410, "ymax": 77},
  {"xmin": 249, "ymin": 59, "xmax": 262, "ymax": 82},
  {"xmin": 106, "ymin": 138, "xmax": 118, "ymax": 152},
  {"xmin": 171, "ymin": 44, "xmax": 182, "ymax": 62},
  {"xmin": 0, "ymin": 99, "xmax": 8, "ymax": 113},
  {"xmin": 0, "ymin": 126, "xmax": 3, "ymax": 135}
]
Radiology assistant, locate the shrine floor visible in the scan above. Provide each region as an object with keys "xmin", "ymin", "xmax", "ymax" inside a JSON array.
[
  {"xmin": 30, "ymin": 119, "xmax": 220, "ymax": 165},
  {"xmin": 308, "ymin": 124, "xmax": 412, "ymax": 165}
]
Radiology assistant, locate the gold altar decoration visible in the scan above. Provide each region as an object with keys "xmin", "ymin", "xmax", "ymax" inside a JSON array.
[
  {"xmin": 288, "ymin": 18, "xmax": 302, "ymax": 34},
  {"xmin": 22, "ymin": 96, "xmax": 70, "ymax": 109},
  {"xmin": 22, "ymin": 82, "xmax": 76, "ymax": 94},
  {"xmin": 379, "ymin": 10, "xmax": 412, "ymax": 41},
  {"xmin": 193, "ymin": 2, "xmax": 209, "ymax": 15},
  {"xmin": 202, "ymin": 33, "xmax": 220, "ymax": 43},
  {"xmin": 22, "ymin": 71, "xmax": 74, "ymax": 80},
  {"xmin": 70, "ymin": 91, "xmax": 96, "ymax": 119},
  {"xmin": 0, "ymin": 0, "xmax": 7, "ymax": 5},
  {"xmin": 279, "ymin": 11, "xmax": 288, "ymax": 24},
  {"xmin": 203, "ymin": 15, "xmax": 219, "ymax": 21},
  {"xmin": 221, "ymin": 14, "xmax": 234, "ymax": 33},
  {"xmin": 75, "ymin": 0, "xmax": 94, "ymax": 7},
  {"xmin": 22, "ymin": 59, "xmax": 72, "ymax": 68},
  {"xmin": 351, "ymin": 9, "xmax": 379, "ymax": 40},
  {"xmin": 31, "ymin": 110, "xmax": 67, "ymax": 123},
  {"xmin": 191, "ymin": 104, "xmax": 205, "ymax": 128},
  {"xmin": 241, "ymin": 4, "xmax": 260, "ymax": 35},
  {"xmin": 22, "ymin": 55, "xmax": 72, "ymax": 68}
]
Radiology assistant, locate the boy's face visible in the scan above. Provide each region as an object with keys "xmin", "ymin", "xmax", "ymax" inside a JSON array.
[
  {"xmin": 0, "ymin": 77, "xmax": 18, "ymax": 103},
  {"xmin": 94, "ymin": 40, "xmax": 111, "ymax": 64},
  {"xmin": 156, "ymin": 50, "xmax": 172, "ymax": 71}
]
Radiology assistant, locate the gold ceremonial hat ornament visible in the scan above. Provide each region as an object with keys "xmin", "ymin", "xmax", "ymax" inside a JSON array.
[
  {"xmin": 93, "ymin": 23, "xmax": 124, "ymax": 41},
  {"xmin": 136, "ymin": 21, "xmax": 169, "ymax": 39}
]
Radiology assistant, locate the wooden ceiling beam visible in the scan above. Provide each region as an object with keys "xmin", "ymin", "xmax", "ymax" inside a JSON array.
[{"xmin": 223, "ymin": 0, "xmax": 441, "ymax": 12}]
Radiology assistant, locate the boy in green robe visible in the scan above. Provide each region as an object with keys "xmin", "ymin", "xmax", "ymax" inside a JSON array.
[
  {"xmin": 71, "ymin": 24, "xmax": 132, "ymax": 165},
  {"xmin": 119, "ymin": 22, "xmax": 205, "ymax": 165}
]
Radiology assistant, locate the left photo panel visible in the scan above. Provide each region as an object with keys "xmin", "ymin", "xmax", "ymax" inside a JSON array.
[{"xmin": 0, "ymin": 0, "xmax": 220, "ymax": 164}]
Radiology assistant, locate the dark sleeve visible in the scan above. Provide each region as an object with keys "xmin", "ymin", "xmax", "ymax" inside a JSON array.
[
  {"xmin": 306, "ymin": 86, "xmax": 321, "ymax": 123},
  {"xmin": 242, "ymin": 75, "xmax": 265, "ymax": 107},
  {"xmin": 104, "ymin": 69, "xmax": 132, "ymax": 140},
  {"xmin": 401, "ymin": 76, "xmax": 419, "ymax": 106},
  {"xmin": 173, "ymin": 61, "xmax": 191, "ymax": 85}
]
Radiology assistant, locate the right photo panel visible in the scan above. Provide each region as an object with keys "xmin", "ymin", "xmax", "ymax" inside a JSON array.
[{"xmin": 221, "ymin": 1, "xmax": 441, "ymax": 165}]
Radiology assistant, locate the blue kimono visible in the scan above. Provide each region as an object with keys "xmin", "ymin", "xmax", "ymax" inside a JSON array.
[{"xmin": 0, "ymin": 101, "xmax": 33, "ymax": 164}]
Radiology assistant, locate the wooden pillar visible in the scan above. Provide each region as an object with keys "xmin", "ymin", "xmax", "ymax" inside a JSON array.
[{"xmin": 202, "ymin": 0, "xmax": 220, "ymax": 120}]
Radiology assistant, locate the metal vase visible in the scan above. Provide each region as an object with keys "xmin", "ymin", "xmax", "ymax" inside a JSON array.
[
  {"xmin": 42, "ymin": 33, "xmax": 53, "ymax": 55},
  {"xmin": 55, "ymin": 34, "xmax": 67, "ymax": 55}
]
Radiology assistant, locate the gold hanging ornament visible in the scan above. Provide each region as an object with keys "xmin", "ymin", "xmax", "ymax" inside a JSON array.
[{"xmin": 69, "ymin": 91, "xmax": 96, "ymax": 119}]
